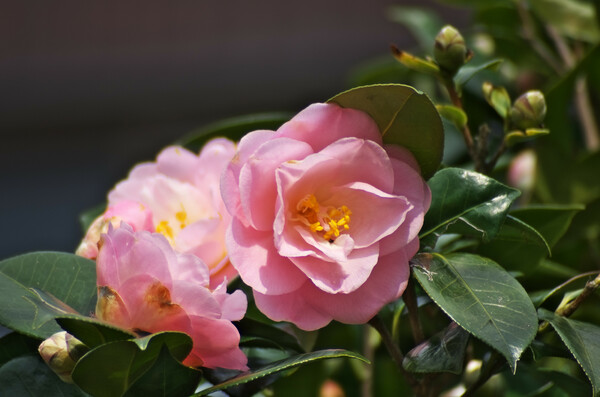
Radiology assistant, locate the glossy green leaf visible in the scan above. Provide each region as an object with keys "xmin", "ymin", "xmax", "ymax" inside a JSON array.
[
  {"xmin": 402, "ymin": 322, "xmax": 469, "ymax": 374},
  {"xmin": 71, "ymin": 332, "xmax": 193, "ymax": 397},
  {"xmin": 236, "ymin": 317, "xmax": 304, "ymax": 352},
  {"xmin": 0, "ymin": 332, "xmax": 40, "ymax": 367},
  {"xmin": 0, "ymin": 355, "xmax": 89, "ymax": 396},
  {"xmin": 328, "ymin": 84, "xmax": 444, "ymax": 179},
  {"xmin": 0, "ymin": 252, "xmax": 96, "ymax": 339},
  {"xmin": 455, "ymin": 59, "xmax": 503, "ymax": 87},
  {"xmin": 476, "ymin": 215, "xmax": 551, "ymax": 275},
  {"xmin": 177, "ymin": 112, "xmax": 293, "ymax": 152},
  {"xmin": 56, "ymin": 315, "xmax": 136, "ymax": 349},
  {"xmin": 193, "ymin": 349, "xmax": 369, "ymax": 396},
  {"xmin": 124, "ymin": 345, "xmax": 201, "ymax": 397},
  {"xmin": 436, "ymin": 104, "xmax": 468, "ymax": 129},
  {"xmin": 538, "ymin": 308, "xmax": 600, "ymax": 396},
  {"xmin": 530, "ymin": 0, "xmax": 600, "ymax": 42},
  {"xmin": 412, "ymin": 253, "xmax": 538, "ymax": 372},
  {"xmin": 387, "ymin": 6, "xmax": 443, "ymax": 49},
  {"xmin": 421, "ymin": 168, "xmax": 520, "ymax": 242}
]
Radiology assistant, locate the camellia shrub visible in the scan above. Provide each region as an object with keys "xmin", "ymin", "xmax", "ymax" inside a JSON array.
[{"xmin": 1, "ymin": 1, "xmax": 599, "ymax": 396}]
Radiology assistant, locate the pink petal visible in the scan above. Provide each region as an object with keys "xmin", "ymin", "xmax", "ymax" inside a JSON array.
[
  {"xmin": 239, "ymin": 137, "xmax": 313, "ymax": 231},
  {"xmin": 275, "ymin": 103, "xmax": 382, "ymax": 152},
  {"xmin": 156, "ymin": 146, "xmax": 200, "ymax": 184},
  {"xmin": 170, "ymin": 279, "xmax": 221, "ymax": 318},
  {"xmin": 227, "ymin": 217, "xmax": 306, "ymax": 295},
  {"xmin": 385, "ymin": 144, "xmax": 421, "ymax": 174},
  {"xmin": 211, "ymin": 285, "xmax": 247, "ymax": 321}
]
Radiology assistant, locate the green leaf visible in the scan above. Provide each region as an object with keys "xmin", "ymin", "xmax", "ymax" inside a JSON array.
[
  {"xmin": 530, "ymin": 0, "xmax": 600, "ymax": 42},
  {"xmin": 0, "ymin": 332, "xmax": 40, "ymax": 367},
  {"xmin": 177, "ymin": 112, "xmax": 293, "ymax": 152},
  {"xmin": 538, "ymin": 308, "xmax": 600, "ymax": 396},
  {"xmin": 236, "ymin": 317, "xmax": 304, "ymax": 352},
  {"xmin": 511, "ymin": 205, "xmax": 584, "ymax": 248},
  {"xmin": 505, "ymin": 128, "xmax": 550, "ymax": 147},
  {"xmin": 328, "ymin": 84, "xmax": 444, "ymax": 179},
  {"xmin": 0, "ymin": 252, "xmax": 97, "ymax": 339},
  {"xmin": 124, "ymin": 345, "xmax": 201, "ymax": 397},
  {"xmin": 476, "ymin": 215, "xmax": 551, "ymax": 275},
  {"xmin": 71, "ymin": 332, "xmax": 193, "ymax": 397},
  {"xmin": 421, "ymin": 168, "xmax": 521, "ymax": 242},
  {"xmin": 412, "ymin": 253, "xmax": 538, "ymax": 372},
  {"xmin": 390, "ymin": 48, "xmax": 442, "ymax": 75},
  {"xmin": 436, "ymin": 104, "xmax": 468, "ymax": 129},
  {"xmin": 483, "ymin": 82, "xmax": 511, "ymax": 119},
  {"xmin": 402, "ymin": 322, "xmax": 469, "ymax": 374},
  {"xmin": 193, "ymin": 349, "xmax": 369, "ymax": 396},
  {"xmin": 455, "ymin": 59, "xmax": 503, "ymax": 87},
  {"xmin": 0, "ymin": 355, "xmax": 89, "ymax": 396},
  {"xmin": 56, "ymin": 315, "xmax": 136, "ymax": 349},
  {"xmin": 386, "ymin": 6, "xmax": 443, "ymax": 49}
]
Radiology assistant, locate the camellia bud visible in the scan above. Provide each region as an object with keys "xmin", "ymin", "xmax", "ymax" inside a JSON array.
[
  {"xmin": 319, "ymin": 379, "xmax": 346, "ymax": 397},
  {"xmin": 510, "ymin": 90, "xmax": 547, "ymax": 130},
  {"xmin": 38, "ymin": 331, "xmax": 88, "ymax": 383},
  {"xmin": 434, "ymin": 25, "xmax": 469, "ymax": 74}
]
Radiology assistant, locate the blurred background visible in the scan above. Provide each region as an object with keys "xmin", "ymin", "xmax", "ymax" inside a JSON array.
[{"xmin": 0, "ymin": 0, "xmax": 468, "ymax": 258}]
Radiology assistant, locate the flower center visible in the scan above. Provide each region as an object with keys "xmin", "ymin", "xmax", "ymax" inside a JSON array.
[
  {"xmin": 296, "ymin": 194, "xmax": 352, "ymax": 241},
  {"xmin": 156, "ymin": 207, "xmax": 189, "ymax": 242}
]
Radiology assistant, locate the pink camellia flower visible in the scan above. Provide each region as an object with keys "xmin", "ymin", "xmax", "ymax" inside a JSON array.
[
  {"xmin": 222, "ymin": 103, "xmax": 431, "ymax": 331},
  {"xmin": 77, "ymin": 138, "xmax": 237, "ymax": 288},
  {"xmin": 95, "ymin": 223, "xmax": 248, "ymax": 370}
]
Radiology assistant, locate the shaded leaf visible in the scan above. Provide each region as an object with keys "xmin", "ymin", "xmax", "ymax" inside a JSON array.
[
  {"xmin": 177, "ymin": 112, "xmax": 293, "ymax": 152},
  {"xmin": 0, "ymin": 355, "xmax": 89, "ymax": 396},
  {"xmin": 328, "ymin": 84, "xmax": 444, "ymax": 179},
  {"xmin": 236, "ymin": 317, "xmax": 304, "ymax": 352},
  {"xmin": 511, "ymin": 205, "xmax": 584, "ymax": 247},
  {"xmin": 421, "ymin": 168, "xmax": 520, "ymax": 243},
  {"xmin": 79, "ymin": 203, "xmax": 105, "ymax": 234},
  {"xmin": 124, "ymin": 345, "xmax": 201, "ymax": 397},
  {"xmin": 437, "ymin": 104, "xmax": 468, "ymax": 129},
  {"xmin": 56, "ymin": 315, "xmax": 136, "ymax": 349},
  {"xmin": 412, "ymin": 253, "xmax": 538, "ymax": 372},
  {"xmin": 71, "ymin": 332, "xmax": 193, "ymax": 397},
  {"xmin": 193, "ymin": 349, "xmax": 369, "ymax": 396},
  {"xmin": 530, "ymin": 0, "xmax": 600, "ymax": 42},
  {"xmin": 455, "ymin": 59, "xmax": 503, "ymax": 87},
  {"xmin": 0, "ymin": 332, "xmax": 40, "ymax": 367},
  {"xmin": 403, "ymin": 322, "xmax": 469, "ymax": 374},
  {"xmin": 538, "ymin": 308, "xmax": 600, "ymax": 396},
  {"xmin": 0, "ymin": 252, "xmax": 96, "ymax": 339}
]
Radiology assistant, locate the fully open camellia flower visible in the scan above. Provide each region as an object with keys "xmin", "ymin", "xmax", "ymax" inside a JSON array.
[
  {"xmin": 95, "ymin": 223, "xmax": 248, "ymax": 370},
  {"xmin": 77, "ymin": 138, "xmax": 236, "ymax": 288},
  {"xmin": 222, "ymin": 103, "xmax": 431, "ymax": 331}
]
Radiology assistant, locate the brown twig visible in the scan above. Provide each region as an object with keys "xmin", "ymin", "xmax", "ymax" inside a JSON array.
[{"xmin": 556, "ymin": 273, "xmax": 600, "ymax": 318}]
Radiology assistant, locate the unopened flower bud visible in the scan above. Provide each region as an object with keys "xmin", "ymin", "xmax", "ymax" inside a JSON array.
[
  {"xmin": 434, "ymin": 25, "xmax": 469, "ymax": 74},
  {"xmin": 510, "ymin": 90, "xmax": 547, "ymax": 130},
  {"xmin": 38, "ymin": 331, "xmax": 88, "ymax": 383},
  {"xmin": 319, "ymin": 379, "xmax": 345, "ymax": 397}
]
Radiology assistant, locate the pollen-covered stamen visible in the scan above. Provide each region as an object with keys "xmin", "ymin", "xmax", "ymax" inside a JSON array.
[
  {"xmin": 156, "ymin": 205, "xmax": 189, "ymax": 242},
  {"xmin": 295, "ymin": 194, "xmax": 352, "ymax": 241}
]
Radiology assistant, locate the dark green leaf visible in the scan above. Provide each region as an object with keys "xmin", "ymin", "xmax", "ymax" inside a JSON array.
[
  {"xmin": 455, "ymin": 59, "xmax": 503, "ymax": 87},
  {"xmin": 402, "ymin": 322, "xmax": 469, "ymax": 374},
  {"xmin": 124, "ymin": 345, "xmax": 201, "ymax": 397},
  {"xmin": 193, "ymin": 349, "xmax": 369, "ymax": 396},
  {"xmin": 177, "ymin": 112, "xmax": 293, "ymax": 152},
  {"xmin": 530, "ymin": 0, "xmax": 600, "ymax": 42},
  {"xmin": 56, "ymin": 315, "xmax": 136, "ymax": 349},
  {"xmin": 0, "ymin": 332, "xmax": 40, "ymax": 367},
  {"xmin": 476, "ymin": 215, "xmax": 551, "ymax": 275},
  {"xmin": 0, "ymin": 252, "xmax": 97, "ymax": 339},
  {"xmin": 71, "ymin": 332, "xmax": 193, "ymax": 397},
  {"xmin": 538, "ymin": 308, "xmax": 600, "ymax": 396},
  {"xmin": 421, "ymin": 168, "xmax": 520, "ymax": 242},
  {"xmin": 0, "ymin": 355, "xmax": 89, "ymax": 396},
  {"xmin": 236, "ymin": 317, "xmax": 304, "ymax": 352},
  {"xmin": 511, "ymin": 205, "xmax": 584, "ymax": 248},
  {"xmin": 412, "ymin": 253, "xmax": 537, "ymax": 372},
  {"xmin": 328, "ymin": 84, "xmax": 444, "ymax": 179}
]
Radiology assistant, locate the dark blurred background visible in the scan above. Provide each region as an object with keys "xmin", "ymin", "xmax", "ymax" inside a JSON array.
[{"xmin": 0, "ymin": 1, "xmax": 468, "ymax": 259}]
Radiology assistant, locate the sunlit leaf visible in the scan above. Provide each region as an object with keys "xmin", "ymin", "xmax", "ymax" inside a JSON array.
[
  {"xmin": 194, "ymin": 349, "xmax": 369, "ymax": 396},
  {"xmin": 436, "ymin": 104, "xmax": 468, "ymax": 129},
  {"xmin": 403, "ymin": 322, "xmax": 469, "ymax": 374},
  {"xmin": 421, "ymin": 168, "xmax": 520, "ymax": 243},
  {"xmin": 505, "ymin": 128, "xmax": 550, "ymax": 147},
  {"xmin": 328, "ymin": 84, "xmax": 444, "ymax": 179},
  {"xmin": 538, "ymin": 308, "xmax": 600, "ymax": 396},
  {"xmin": 412, "ymin": 253, "xmax": 537, "ymax": 372}
]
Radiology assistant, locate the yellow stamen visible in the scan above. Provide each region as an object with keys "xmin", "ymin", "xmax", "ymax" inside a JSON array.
[
  {"xmin": 156, "ymin": 221, "xmax": 174, "ymax": 240},
  {"xmin": 295, "ymin": 194, "xmax": 352, "ymax": 242}
]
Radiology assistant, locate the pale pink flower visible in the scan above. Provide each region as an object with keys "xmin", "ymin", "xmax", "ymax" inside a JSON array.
[
  {"xmin": 95, "ymin": 223, "xmax": 248, "ymax": 370},
  {"xmin": 222, "ymin": 103, "xmax": 431, "ymax": 330},
  {"xmin": 77, "ymin": 139, "xmax": 237, "ymax": 288}
]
